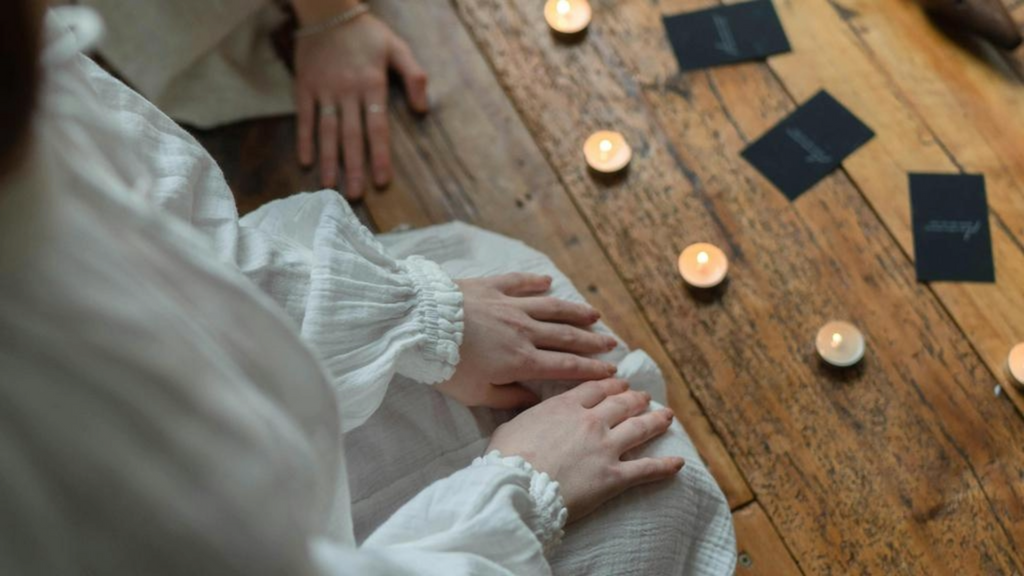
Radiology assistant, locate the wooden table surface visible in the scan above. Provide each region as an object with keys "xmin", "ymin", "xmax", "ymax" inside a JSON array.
[{"xmin": 191, "ymin": 0, "xmax": 1024, "ymax": 573}]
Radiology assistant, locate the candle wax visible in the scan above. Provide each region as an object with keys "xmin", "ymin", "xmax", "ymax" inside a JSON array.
[
  {"xmin": 1009, "ymin": 342, "xmax": 1024, "ymax": 386},
  {"xmin": 816, "ymin": 321, "xmax": 865, "ymax": 367},
  {"xmin": 583, "ymin": 130, "xmax": 632, "ymax": 173},
  {"xmin": 678, "ymin": 243, "xmax": 728, "ymax": 288}
]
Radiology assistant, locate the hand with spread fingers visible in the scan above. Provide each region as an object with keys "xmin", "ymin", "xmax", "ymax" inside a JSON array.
[
  {"xmin": 293, "ymin": 0, "xmax": 428, "ymax": 198},
  {"xmin": 488, "ymin": 378, "xmax": 685, "ymax": 521},
  {"xmin": 437, "ymin": 273, "xmax": 621, "ymax": 410}
]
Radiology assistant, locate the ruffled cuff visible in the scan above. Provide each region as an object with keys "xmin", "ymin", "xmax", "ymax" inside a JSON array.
[
  {"xmin": 472, "ymin": 450, "xmax": 568, "ymax": 551},
  {"xmin": 394, "ymin": 256, "xmax": 464, "ymax": 384}
]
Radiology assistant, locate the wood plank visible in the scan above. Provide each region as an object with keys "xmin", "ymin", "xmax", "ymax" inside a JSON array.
[
  {"xmin": 453, "ymin": 0, "xmax": 1024, "ymax": 572},
  {"xmin": 764, "ymin": 0, "xmax": 1024, "ymax": 414},
  {"xmin": 733, "ymin": 502, "xmax": 803, "ymax": 576},
  {"xmin": 361, "ymin": 0, "xmax": 751, "ymax": 508}
]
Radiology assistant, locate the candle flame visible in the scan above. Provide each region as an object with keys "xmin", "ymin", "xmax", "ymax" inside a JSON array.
[
  {"xmin": 556, "ymin": 0, "xmax": 571, "ymax": 15},
  {"xmin": 831, "ymin": 332, "xmax": 843, "ymax": 349},
  {"xmin": 696, "ymin": 251, "xmax": 709, "ymax": 267}
]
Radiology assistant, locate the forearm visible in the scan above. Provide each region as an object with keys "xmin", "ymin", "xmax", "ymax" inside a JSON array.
[{"xmin": 292, "ymin": 0, "xmax": 361, "ymax": 24}]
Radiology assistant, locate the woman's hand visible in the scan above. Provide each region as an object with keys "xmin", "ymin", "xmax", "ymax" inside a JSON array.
[
  {"xmin": 437, "ymin": 273, "xmax": 620, "ymax": 410},
  {"xmin": 488, "ymin": 378, "xmax": 684, "ymax": 521},
  {"xmin": 293, "ymin": 10, "xmax": 428, "ymax": 197}
]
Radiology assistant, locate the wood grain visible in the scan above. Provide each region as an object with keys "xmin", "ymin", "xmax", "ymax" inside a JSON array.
[
  {"xmin": 766, "ymin": 0, "xmax": 1024, "ymax": 419},
  {"xmin": 360, "ymin": 0, "xmax": 752, "ymax": 508},
  {"xmin": 733, "ymin": 502, "xmax": 803, "ymax": 575},
  {"xmin": 453, "ymin": 0, "xmax": 1024, "ymax": 571}
]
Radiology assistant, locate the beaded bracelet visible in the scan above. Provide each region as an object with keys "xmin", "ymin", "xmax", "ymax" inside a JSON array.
[{"xmin": 294, "ymin": 3, "xmax": 370, "ymax": 39}]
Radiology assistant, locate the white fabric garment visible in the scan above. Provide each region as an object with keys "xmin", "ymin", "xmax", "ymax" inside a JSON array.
[
  {"xmin": 0, "ymin": 7, "xmax": 736, "ymax": 575},
  {"xmin": 353, "ymin": 224, "xmax": 738, "ymax": 575},
  {"xmin": 82, "ymin": 0, "xmax": 292, "ymax": 128}
]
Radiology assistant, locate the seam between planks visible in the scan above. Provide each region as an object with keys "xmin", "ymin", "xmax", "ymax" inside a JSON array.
[
  {"xmin": 731, "ymin": 500, "xmax": 808, "ymax": 576},
  {"xmin": 816, "ymin": 0, "xmax": 1024, "ymax": 415},
  {"xmin": 760, "ymin": 0, "xmax": 1024, "ymax": 560}
]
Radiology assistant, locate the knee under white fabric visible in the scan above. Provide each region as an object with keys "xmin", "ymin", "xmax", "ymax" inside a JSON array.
[{"xmin": 356, "ymin": 222, "xmax": 738, "ymax": 575}]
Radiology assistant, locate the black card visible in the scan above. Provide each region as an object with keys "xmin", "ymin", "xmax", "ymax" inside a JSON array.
[
  {"xmin": 910, "ymin": 173, "xmax": 994, "ymax": 283},
  {"xmin": 663, "ymin": 0, "xmax": 791, "ymax": 71},
  {"xmin": 741, "ymin": 91, "xmax": 874, "ymax": 200}
]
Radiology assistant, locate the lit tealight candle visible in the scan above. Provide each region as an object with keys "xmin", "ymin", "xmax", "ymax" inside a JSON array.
[
  {"xmin": 816, "ymin": 321, "xmax": 865, "ymax": 367},
  {"xmin": 1008, "ymin": 342, "xmax": 1024, "ymax": 386},
  {"xmin": 583, "ymin": 131, "xmax": 631, "ymax": 173},
  {"xmin": 544, "ymin": 0, "xmax": 592, "ymax": 34},
  {"xmin": 678, "ymin": 243, "xmax": 729, "ymax": 289}
]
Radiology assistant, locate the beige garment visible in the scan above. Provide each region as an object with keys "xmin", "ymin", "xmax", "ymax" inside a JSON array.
[{"xmin": 83, "ymin": 0, "xmax": 294, "ymax": 127}]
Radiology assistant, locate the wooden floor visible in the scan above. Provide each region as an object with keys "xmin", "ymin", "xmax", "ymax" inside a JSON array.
[{"xmin": 192, "ymin": 0, "xmax": 1024, "ymax": 573}]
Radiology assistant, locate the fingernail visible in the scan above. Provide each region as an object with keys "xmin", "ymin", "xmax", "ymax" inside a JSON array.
[
  {"xmin": 642, "ymin": 391, "xmax": 651, "ymax": 401},
  {"xmin": 675, "ymin": 458, "xmax": 686, "ymax": 471},
  {"xmin": 606, "ymin": 364, "xmax": 618, "ymax": 375},
  {"xmin": 604, "ymin": 338, "xmax": 617, "ymax": 351}
]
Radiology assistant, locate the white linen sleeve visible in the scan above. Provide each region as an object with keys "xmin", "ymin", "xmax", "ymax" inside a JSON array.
[
  {"xmin": 81, "ymin": 56, "xmax": 464, "ymax": 431},
  {"xmin": 311, "ymin": 452, "xmax": 568, "ymax": 576}
]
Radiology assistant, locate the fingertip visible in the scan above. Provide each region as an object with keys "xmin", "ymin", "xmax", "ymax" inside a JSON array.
[
  {"xmin": 321, "ymin": 171, "xmax": 336, "ymax": 189},
  {"xmin": 654, "ymin": 457, "xmax": 685, "ymax": 477},
  {"xmin": 413, "ymin": 76, "xmax": 430, "ymax": 112},
  {"xmin": 347, "ymin": 176, "xmax": 365, "ymax": 199},
  {"xmin": 412, "ymin": 89, "xmax": 430, "ymax": 114},
  {"xmin": 578, "ymin": 309, "xmax": 601, "ymax": 327},
  {"xmin": 297, "ymin": 141, "xmax": 312, "ymax": 167},
  {"xmin": 526, "ymin": 274, "xmax": 553, "ymax": 294},
  {"xmin": 605, "ymin": 363, "xmax": 618, "ymax": 377}
]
